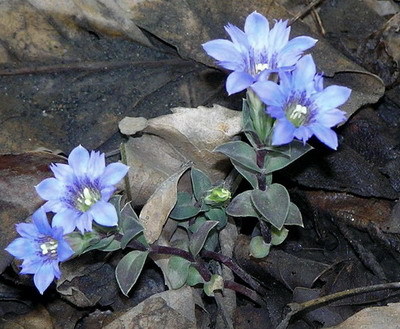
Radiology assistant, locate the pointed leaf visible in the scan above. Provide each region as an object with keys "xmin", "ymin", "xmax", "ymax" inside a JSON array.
[
  {"xmin": 191, "ymin": 167, "xmax": 212, "ymax": 201},
  {"xmin": 189, "ymin": 220, "xmax": 219, "ymax": 256},
  {"xmin": 119, "ymin": 202, "xmax": 144, "ymax": 249},
  {"xmin": 226, "ymin": 190, "xmax": 259, "ymax": 218},
  {"xmin": 214, "ymin": 141, "xmax": 261, "ymax": 172},
  {"xmin": 231, "ymin": 160, "xmax": 259, "ymax": 189},
  {"xmin": 205, "ymin": 208, "xmax": 227, "ymax": 229},
  {"xmin": 251, "ymin": 184, "xmax": 290, "ymax": 230},
  {"xmin": 116, "ymin": 250, "xmax": 148, "ymax": 296},
  {"xmin": 186, "ymin": 266, "xmax": 205, "ymax": 286},
  {"xmin": 250, "ymin": 236, "xmax": 271, "ymax": 258},
  {"xmin": 285, "ymin": 202, "xmax": 304, "ymax": 227},
  {"xmin": 167, "ymin": 255, "xmax": 191, "ymax": 289},
  {"xmin": 169, "ymin": 191, "xmax": 200, "ymax": 220},
  {"xmin": 264, "ymin": 141, "xmax": 313, "ymax": 174}
]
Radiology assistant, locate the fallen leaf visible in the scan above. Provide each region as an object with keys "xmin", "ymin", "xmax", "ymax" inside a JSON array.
[{"xmin": 138, "ymin": 165, "xmax": 190, "ymax": 243}]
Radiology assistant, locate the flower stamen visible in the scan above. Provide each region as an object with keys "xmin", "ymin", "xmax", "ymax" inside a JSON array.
[
  {"xmin": 76, "ymin": 187, "xmax": 100, "ymax": 212},
  {"xmin": 287, "ymin": 104, "xmax": 308, "ymax": 127},
  {"xmin": 255, "ymin": 63, "xmax": 269, "ymax": 74},
  {"xmin": 40, "ymin": 239, "xmax": 58, "ymax": 256}
]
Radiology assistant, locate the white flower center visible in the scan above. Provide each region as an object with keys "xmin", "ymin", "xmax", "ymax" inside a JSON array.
[
  {"xmin": 40, "ymin": 239, "xmax": 58, "ymax": 256},
  {"xmin": 287, "ymin": 104, "xmax": 309, "ymax": 127},
  {"xmin": 255, "ymin": 63, "xmax": 269, "ymax": 74},
  {"xmin": 76, "ymin": 187, "xmax": 100, "ymax": 212}
]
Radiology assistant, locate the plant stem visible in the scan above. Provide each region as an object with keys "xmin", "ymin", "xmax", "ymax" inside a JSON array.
[
  {"xmin": 224, "ymin": 280, "xmax": 265, "ymax": 306},
  {"xmin": 201, "ymin": 250, "xmax": 267, "ymax": 296},
  {"xmin": 276, "ymin": 281, "xmax": 400, "ymax": 329}
]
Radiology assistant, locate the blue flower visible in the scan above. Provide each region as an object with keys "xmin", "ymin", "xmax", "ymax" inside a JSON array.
[
  {"xmin": 5, "ymin": 207, "xmax": 74, "ymax": 294},
  {"xmin": 35, "ymin": 145, "xmax": 129, "ymax": 233},
  {"xmin": 202, "ymin": 11, "xmax": 317, "ymax": 95},
  {"xmin": 251, "ymin": 55, "xmax": 351, "ymax": 149}
]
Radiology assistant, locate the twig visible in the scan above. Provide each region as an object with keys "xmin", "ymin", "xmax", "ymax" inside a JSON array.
[
  {"xmin": 336, "ymin": 221, "xmax": 387, "ymax": 281},
  {"xmin": 276, "ymin": 281, "xmax": 400, "ymax": 329},
  {"xmin": 289, "ymin": 0, "xmax": 325, "ymax": 25}
]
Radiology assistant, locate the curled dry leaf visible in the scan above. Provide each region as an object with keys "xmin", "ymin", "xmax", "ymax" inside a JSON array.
[
  {"xmin": 122, "ymin": 104, "xmax": 242, "ymax": 206},
  {"xmin": 138, "ymin": 165, "xmax": 190, "ymax": 244}
]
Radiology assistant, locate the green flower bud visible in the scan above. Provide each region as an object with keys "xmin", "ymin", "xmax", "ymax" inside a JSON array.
[{"xmin": 204, "ymin": 187, "xmax": 231, "ymax": 205}]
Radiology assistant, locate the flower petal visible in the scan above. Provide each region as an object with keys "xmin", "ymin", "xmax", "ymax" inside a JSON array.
[
  {"xmin": 292, "ymin": 55, "xmax": 316, "ymax": 91},
  {"xmin": 224, "ymin": 23, "xmax": 250, "ymax": 53},
  {"xmin": 42, "ymin": 199, "xmax": 67, "ymax": 213},
  {"xmin": 89, "ymin": 201, "xmax": 118, "ymax": 227},
  {"xmin": 251, "ymin": 80, "xmax": 285, "ymax": 106},
  {"xmin": 268, "ymin": 20, "xmax": 290, "ymax": 52},
  {"xmin": 52, "ymin": 209, "xmax": 80, "ymax": 234},
  {"xmin": 50, "ymin": 163, "xmax": 74, "ymax": 184},
  {"xmin": 68, "ymin": 145, "xmax": 90, "ymax": 176},
  {"xmin": 226, "ymin": 71, "xmax": 254, "ymax": 95},
  {"xmin": 20, "ymin": 258, "xmax": 43, "ymax": 275},
  {"xmin": 100, "ymin": 186, "xmax": 116, "ymax": 202},
  {"xmin": 272, "ymin": 119, "xmax": 296, "ymax": 146},
  {"xmin": 278, "ymin": 36, "xmax": 317, "ymax": 67},
  {"xmin": 35, "ymin": 177, "xmax": 65, "ymax": 200},
  {"xmin": 5, "ymin": 238, "xmax": 36, "ymax": 259},
  {"xmin": 310, "ymin": 125, "xmax": 339, "ymax": 150},
  {"xmin": 88, "ymin": 151, "xmax": 105, "ymax": 179},
  {"xmin": 244, "ymin": 12, "xmax": 269, "ymax": 49},
  {"xmin": 76, "ymin": 212, "xmax": 92, "ymax": 233},
  {"xmin": 34, "ymin": 262, "xmax": 55, "ymax": 294},
  {"xmin": 100, "ymin": 162, "xmax": 129, "ymax": 187},
  {"xmin": 57, "ymin": 240, "xmax": 74, "ymax": 262},
  {"xmin": 315, "ymin": 108, "xmax": 347, "ymax": 127},
  {"xmin": 312, "ymin": 85, "xmax": 352, "ymax": 111},
  {"xmin": 202, "ymin": 39, "xmax": 244, "ymax": 70},
  {"xmin": 15, "ymin": 223, "xmax": 39, "ymax": 239},
  {"xmin": 32, "ymin": 207, "xmax": 52, "ymax": 236}
]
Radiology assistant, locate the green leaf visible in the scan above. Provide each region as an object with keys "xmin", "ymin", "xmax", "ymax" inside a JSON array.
[
  {"xmin": 101, "ymin": 239, "xmax": 121, "ymax": 251},
  {"xmin": 186, "ymin": 266, "xmax": 205, "ymax": 286},
  {"xmin": 167, "ymin": 255, "xmax": 191, "ymax": 289},
  {"xmin": 119, "ymin": 202, "xmax": 144, "ymax": 249},
  {"xmin": 231, "ymin": 160, "xmax": 259, "ymax": 189},
  {"xmin": 271, "ymin": 227, "xmax": 289, "ymax": 246},
  {"xmin": 189, "ymin": 220, "xmax": 219, "ymax": 256},
  {"xmin": 64, "ymin": 231, "xmax": 100, "ymax": 255},
  {"xmin": 109, "ymin": 194, "xmax": 123, "ymax": 214},
  {"xmin": 214, "ymin": 141, "xmax": 261, "ymax": 172},
  {"xmin": 169, "ymin": 191, "xmax": 200, "ymax": 220},
  {"xmin": 264, "ymin": 141, "xmax": 313, "ymax": 174},
  {"xmin": 250, "ymin": 236, "xmax": 271, "ymax": 258},
  {"xmin": 116, "ymin": 250, "xmax": 148, "ymax": 296},
  {"xmin": 191, "ymin": 168, "xmax": 212, "ymax": 201},
  {"xmin": 285, "ymin": 202, "xmax": 304, "ymax": 227},
  {"xmin": 226, "ymin": 190, "xmax": 259, "ymax": 218},
  {"xmin": 204, "ymin": 274, "xmax": 224, "ymax": 297},
  {"xmin": 205, "ymin": 208, "xmax": 227, "ymax": 229},
  {"xmin": 251, "ymin": 184, "xmax": 290, "ymax": 230},
  {"xmin": 84, "ymin": 235, "xmax": 116, "ymax": 253}
]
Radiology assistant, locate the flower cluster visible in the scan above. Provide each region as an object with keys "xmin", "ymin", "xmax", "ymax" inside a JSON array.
[
  {"xmin": 6, "ymin": 145, "xmax": 129, "ymax": 294},
  {"xmin": 203, "ymin": 11, "xmax": 351, "ymax": 149}
]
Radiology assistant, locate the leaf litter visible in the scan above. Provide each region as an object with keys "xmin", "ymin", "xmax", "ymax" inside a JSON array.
[{"xmin": 1, "ymin": 0, "xmax": 400, "ymax": 328}]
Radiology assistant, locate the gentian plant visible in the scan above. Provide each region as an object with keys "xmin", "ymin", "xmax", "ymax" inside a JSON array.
[
  {"xmin": 203, "ymin": 11, "xmax": 351, "ymax": 258},
  {"xmin": 5, "ymin": 11, "xmax": 351, "ymax": 304}
]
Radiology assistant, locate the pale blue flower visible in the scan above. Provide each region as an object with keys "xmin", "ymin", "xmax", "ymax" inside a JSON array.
[
  {"xmin": 5, "ymin": 207, "xmax": 73, "ymax": 294},
  {"xmin": 202, "ymin": 11, "xmax": 317, "ymax": 95},
  {"xmin": 252, "ymin": 55, "xmax": 351, "ymax": 149},
  {"xmin": 35, "ymin": 145, "xmax": 129, "ymax": 233}
]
